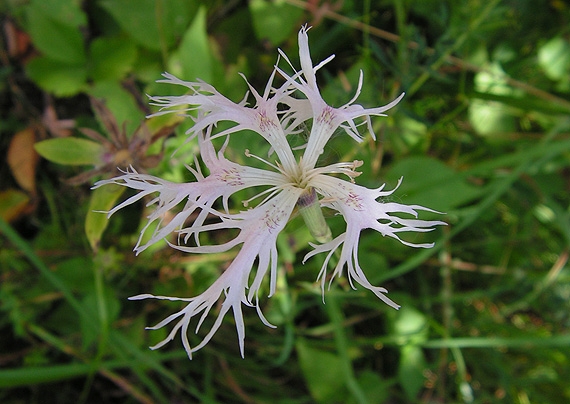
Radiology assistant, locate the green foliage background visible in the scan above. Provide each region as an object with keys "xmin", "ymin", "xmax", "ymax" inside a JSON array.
[{"xmin": 1, "ymin": 0, "xmax": 570, "ymax": 403}]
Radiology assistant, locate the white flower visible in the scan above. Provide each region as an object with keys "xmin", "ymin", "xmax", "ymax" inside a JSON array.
[{"xmin": 94, "ymin": 26, "xmax": 446, "ymax": 359}]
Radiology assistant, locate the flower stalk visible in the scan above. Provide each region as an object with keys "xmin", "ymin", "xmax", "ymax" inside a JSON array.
[{"xmin": 297, "ymin": 187, "xmax": 332, "ymax": 243}]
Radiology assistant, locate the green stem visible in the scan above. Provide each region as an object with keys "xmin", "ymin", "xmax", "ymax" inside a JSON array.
[
  {"xmin": 298, "ymin": 188, "xmax": 332, "ymax": 243},
  {"xmin": 326, "ymin": 294, "xmax": 369, "ymax": 404}
]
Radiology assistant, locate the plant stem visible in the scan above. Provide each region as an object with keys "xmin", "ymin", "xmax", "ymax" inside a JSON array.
[{"xmin": 326, "ymin": 293, "xmax": 369, "ymax": 404}]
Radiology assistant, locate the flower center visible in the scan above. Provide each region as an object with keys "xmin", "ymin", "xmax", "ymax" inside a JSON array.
[{"xmin": 244, "ymin": 149, "xmax": 332, "ymax": 243}]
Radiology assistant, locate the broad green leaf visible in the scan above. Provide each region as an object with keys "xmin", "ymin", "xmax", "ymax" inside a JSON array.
[
  {"xmin": 398, "ymin": 345, "xmax": 427, "ymax": 400},
  {"xmin": 89, "ymin": 36, "xmax": 137, "ymax": 81},
  {"xmin": 56, "ymin": 257, "xmax": 95, "ymax": 294},
  {"xmin": 388, "ymin": 307, "xmax": 429, "ymax": 400},
  {"xmin": 168, "ymin": 7, "xmax": 212, "ymax": 83},
  {"xmin": 390, "ymin": 306, "xmax": 429, "ymax": 345},
  {"xmin": 85, "ymin": 184, "xmax": 125, "ymax": 252},
  {"xmin": 25, "ymin": 2, "xmax": 86, "ymax": 64},
  {"xmin": 474, "ymin": 62, "xmax": 512, "ymax": 96},
  {"xmin": 249, "ymin": 0, "xmax": 303, "ymax": 46},
  {"xmin": 469, "ymin": 99, "xmax": 516, "ymax": 136},
  {"xmin": 296, "ymin": 339, "xmax": 346, "ymax": 403},
  {"xmin": 211, "ymin": 8, "xmax": 252, "ymax": 63},
  {"xmin": 99, "ymin": 0, "xmax": 198, "ymax": 51},
  {"xmin": 538, "ymin": 37, "xmax": 570, "ymax": 81},
  {"xmin": 89, "ymin": 81, "xmax": 145, "ymax": 135},
  {"xmin": 28, "ymin": 0, "xmax": 86, "ymax": 27},
  {"xmin": 385, "ymin": 156, "xmax": 482, "ymax": 211},
  {"xmin": 216, "ymin": 55, "xmax": 250, "ymax": 102},
  {"xmin": 132, "ymin": 49, "xmax": 164, "ymax": 84},
  {"xmin": 34, "ymin": 138, "xmax": 103, "ymax": 166},
  {"xmin": 26, "ymin": 57, "xmax": 87, "ymax": 97},
  {"xmin": 352, "ymin": 371, "xmax": 391, "ymax": 404},
  {"xmin": 398, "ymin": 116, "xmax": 428, "ymax": 150},
  {"xmin": 469, "ymin": 63, "xmax": 517, "ymax": 135},
  {"xmin": 81, "ymin": 289, "xmax": 121, "ymax": 350},
  {"xmin": 145, "ymin": 109, "xmax": 185, "ymax": 135}
]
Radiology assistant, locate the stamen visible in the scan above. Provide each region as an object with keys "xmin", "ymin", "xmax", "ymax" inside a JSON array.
[
  {"xmin": 245, "ymin": 149, "xmax": 281, "ymax": 172},
  {"xmin": 242, "ymin": 186, "xmax": 280, "ymax": 208},
  {"xmin": 304, "ymin": 160, "xmax": 363, "ymax": 184}
]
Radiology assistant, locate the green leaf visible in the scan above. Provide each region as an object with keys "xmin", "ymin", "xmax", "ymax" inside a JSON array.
[
  {"xmin": 89, "ymin": 81, "xmax": 145, "ymax": 135},
  {"xmin": 390, "ymin": 306, "xmax": 429, "ymax": 346},
  {"xmin": 168, "ymin": 7, "xmax": 212, "ymax": 83},
  {"xmin": 146, "ymin": 109, "xmax": 185, "ymax": 131},
  {"xmin": 89, "ymin": 36, "xmax": 137, "ymax": 81},
  {"xmin": 249, "ymin": 0, "xmax": 303, "ymax": 46},
  {"xmin": 296, "ymin": 339, "xmax": 346, "ymax": 403},
  {"xmin": 56, "ymin": 257, "xmax": 95, "ymax": 294},
  {"xmin": 28, "ymin": 0, "xmax": 86, "ymax": 28},
  {"xmin": 34, "ymin": 138, "xmax": 103, "ymax": 166},
  {"xmin": 385, "ymin": 156, "xmax": 482, "ymax": 211},
  {"xmin": 388, "ymin": 307, "xmax": 429, "ymax": 400},
  {"xmin": 99, "ymin": 0, "xmax": 199, "ymax": 51},
  {"xmin": 26, "ymin": 57, "xmax": 87, "ymax": 97},
  {"xmin": 468, "ymin": 99, "xmax": 516, "ymax": 136},
  {"xmin": 81, "ymin": 289, "xmax": 121, "ymax": 350},
  {"xmin": 132, "ymin": 49, "xmax": 164, "ymax": 84},
  {"xmin": 0, "ymin": 362, "xmax": 113, "ymax": 388},
  {"xmin": 0, "ymin": 354, "xmax": 147, "ymax": 389},
  {"xmin": 25, "ymin": 1, "xmax": 86, "ymax": 64},
  {"xmin": 398, "ymin": 345, "xmax": 427, "ymax": 400},
  {"xmin": 538, "ymin": 37, "xmax": 570, "ymax": 81},
  {"xmin": 85, "ymin": 184, "xmax": 125, "ymax": 252},
  {"xmin": 353, "ymin": 371, "xmax": 391, "ymax": 404},
  {"xmin": 468, "ymin": 63, "xmax": 517, "ymax": 135}
]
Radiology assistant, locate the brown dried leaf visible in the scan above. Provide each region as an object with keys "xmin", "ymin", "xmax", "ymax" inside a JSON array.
[{"xmin": 7, "ymin": 127, "xmax": 39, "ymax": 195}]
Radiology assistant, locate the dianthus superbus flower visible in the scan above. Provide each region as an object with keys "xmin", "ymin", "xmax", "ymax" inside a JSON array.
[{"xmin": 94, "ymin": 26, "xmax": 446, "ymax": 359}]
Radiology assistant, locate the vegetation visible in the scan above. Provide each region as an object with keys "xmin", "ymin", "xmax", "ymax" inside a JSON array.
[{"xmin": 1, "ymin": 0, "xmax": 570, "ymax": 403}]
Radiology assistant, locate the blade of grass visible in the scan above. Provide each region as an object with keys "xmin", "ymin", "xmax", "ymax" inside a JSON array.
[
  {"xmin": 0, "ymin": 218, "xmax": 202, "ymax": 402},
  {"xmin": 0, "ymin": 217, "xmax": 86, "ymax": 316},
  {"xmin": 405, "ymin": 0, "xmax": 501, "ymax": 96},
  {"xmin": 422, "ymin": 334, "xmax": 570, "ymax": 349},
  {"xmin": 79, "ymin": 260, "xmax": 111, "ymax": 404},
  {"xmin": 378, "ymin": 125, "xmax": 570, "ymax": 282},
  {"xmin": 378, "ymin": 151, "xmax": 535, "ymax": 282},
  {"xmin": 0, "ymin": 361, "xmax": 130, "ymax": 388},
  {"xmin": 284, "ymin": 0, "xmax": 570, "ymax": 113},
  {"xmin": 26, "ymin": 322, "xmax": 169, "ymax": 404}
]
